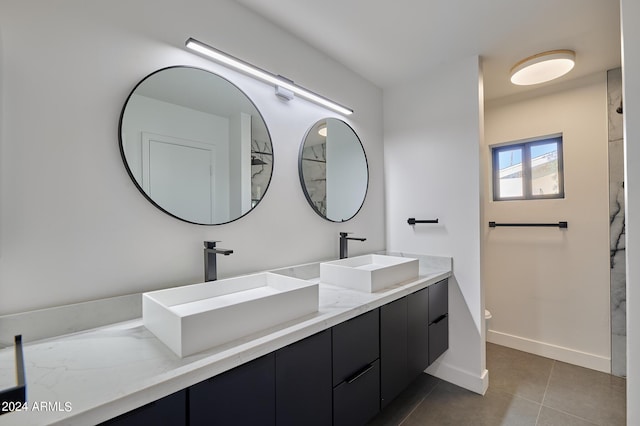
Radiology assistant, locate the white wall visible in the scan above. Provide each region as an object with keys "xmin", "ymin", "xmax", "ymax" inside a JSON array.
[
  {"xmin": 621, "ymin": 0, "xmax": 639, "ymax": 422},
  {"xmin": 484, "ymin": 75, "xmax": 611, "ymax": 372},
  {"xmin": 0, "ymin": 0, "xmax": 384, "ymax": 315},
  {"xmin": 384, "ymin": 56, "xmax": 486, "ymax": 394}
]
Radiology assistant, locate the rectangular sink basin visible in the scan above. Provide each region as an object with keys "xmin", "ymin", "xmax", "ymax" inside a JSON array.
[
  {"xmin": 320, "ymin": 254, "xmax": 419, "ymax": 292},
  {"xmin": 143, "ymin": 272, "xmax": 318, "ymax": 357},
  {"xmin": 269, "ymin": 262, "xmax": 321, "ymax": 283}
]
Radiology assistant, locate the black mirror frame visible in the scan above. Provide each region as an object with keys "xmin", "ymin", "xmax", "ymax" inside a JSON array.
[{"xmin": 118, "ymin": 66, "xmax": 274, "ymax": 226}]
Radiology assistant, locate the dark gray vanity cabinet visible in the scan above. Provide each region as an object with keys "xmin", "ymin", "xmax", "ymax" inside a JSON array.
[
  {"xmin": 275, "ymin": 330, "xmax": 332, "ymax": 426},
  {"xmin": 99, "ymin": 389, "xmax": 186, "ymax": 426},
  {"xmin": 428, "ymin": 279, "xmax": 449, "ymax": 364},
  {"xmin": 332, "ymin": 309, "xmax": 380, "ymax": 426},
  {"xmin": 189, "ymin": 353, "xmax": 276, "ymax": 426},
  {"xmin": 380, "ymin": 297, "xmax": 409, "ymax": 409}
]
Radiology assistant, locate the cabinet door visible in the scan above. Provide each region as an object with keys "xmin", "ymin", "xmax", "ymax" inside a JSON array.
[
  {"xmin": 333, "ymin": 359, "xmax": 380, "ymax": 426},
  {"xmin": 99, "ymin": 389, "xmax": 186, "ymax": 426},
  {"xmin": 276, "ymin": 330, "xmax": 332, "ymax": 426},
  {"xmin": 428, "ymin": 279, "xmax": 449, "ymax": 364},
  {"xmin": 407, "ymin": 286, "xmax": 430, "ymax": 378},
  {"xmin": 189, "ymin": 353, "xmax": 275, "ymax": 426},
  {"xmin": 332, "ymin": 309, "xmax": 379, "ymax": 386},
  {"xmin": 380, "ymin": 297, "xmax": 408, "ymax": 409}
]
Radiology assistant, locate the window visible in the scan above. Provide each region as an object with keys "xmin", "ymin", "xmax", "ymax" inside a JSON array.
[{"xmin": 492, "ymin": 135, "xmax": 564, "ymax": 201}]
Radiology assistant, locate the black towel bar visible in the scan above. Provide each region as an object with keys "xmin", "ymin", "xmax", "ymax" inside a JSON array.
[
  {"xmin": 488, "ymin": 221, "xmax": 568, "ymax": 228},
  {"xmin": 408, "ymin": 218, "xmax": 439, "ymax": 225}
]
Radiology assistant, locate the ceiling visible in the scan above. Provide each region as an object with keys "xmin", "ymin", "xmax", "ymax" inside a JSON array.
[{"xmin": 233, "ymin": 0, "xmax": 621, "ymax": 100}]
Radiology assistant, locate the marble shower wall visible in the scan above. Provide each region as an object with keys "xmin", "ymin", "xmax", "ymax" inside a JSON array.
[
  {"xmin": 300, "ymin": 143, "xmax": 327, "ymax": 216},
  {"xmin": 251, "ymin": 139, "xmax": 273, "ymax": 205},
  {"xmin": 607, "ymin": 67, "xmax": 626, "ymax": 377}
]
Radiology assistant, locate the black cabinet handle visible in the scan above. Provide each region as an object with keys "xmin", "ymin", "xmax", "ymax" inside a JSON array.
[
  {"xmin": 430, "ymin": 314, "xmax": 448, "ymax": 326},
  {"xmin": 346, "ymin": 362, "xmax": 375, "ymax": 384}
]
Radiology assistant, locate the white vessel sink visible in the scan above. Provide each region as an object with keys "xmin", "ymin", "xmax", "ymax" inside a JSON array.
[
  {"xmin": 320, "ymin": 254, "xmax": 419, "ymax": 292},
  {"xmin": 143, "ymin": 272, "xmax": 318, "ymax": 357},
  {"xmin": 270, "ymin": 262, "xmax": 321, "ymax": 283}
]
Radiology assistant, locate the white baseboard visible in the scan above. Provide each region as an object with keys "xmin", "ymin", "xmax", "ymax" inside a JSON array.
[
  {"xmin": 425, "ymin": 360, "xmax": 489, "ymax": 395},
  {"xmin": 487, "ymin": 329, "xmax": 611, "ymax": 373}
]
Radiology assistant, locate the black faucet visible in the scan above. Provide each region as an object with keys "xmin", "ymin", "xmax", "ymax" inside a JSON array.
[
  {"xmin": 204, "ymin": 241, "xmax": 233, "ymax": 282},
  {"xmin": 339, "ymin": 232, "xmax": 366, "ymax": 259}
]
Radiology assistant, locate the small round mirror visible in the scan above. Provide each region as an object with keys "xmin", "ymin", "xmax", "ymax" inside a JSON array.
[
  {"xmin": 119, "ymin": 66, "xmax": 273, "ymax": 225},
  {"xmin": 298, "ymin": 118, "xmax": 368, "ymax": 222}
]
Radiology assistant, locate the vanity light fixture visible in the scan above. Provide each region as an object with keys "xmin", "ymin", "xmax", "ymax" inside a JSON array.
[
  {"xmin": 510, "ymin": 50, "xmax": 576, "ymax": 86},
  {"xmin": 185, "ymin": 38, "xmax": 354, "ymax": 116}
]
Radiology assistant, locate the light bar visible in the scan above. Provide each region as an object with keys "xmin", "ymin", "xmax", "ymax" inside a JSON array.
[{"xmin": 185, "ymin": 38, "xmax": 354, "ymax": 116}]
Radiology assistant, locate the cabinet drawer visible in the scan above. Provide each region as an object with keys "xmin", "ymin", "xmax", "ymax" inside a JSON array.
[
  {"xmin": 428, "ymin": 279, "xmax": 448, "ymax": 324},
  {"xmin": 428, "ymin": 314, "xmax": 449, "ymax": 364},
  {"xmin": 333, "ymin": 359, "xmax": 380, "ymax": 426},
  {"xmin": 332, "ymin": 309, "xmax": 379, "ymax": 386}
]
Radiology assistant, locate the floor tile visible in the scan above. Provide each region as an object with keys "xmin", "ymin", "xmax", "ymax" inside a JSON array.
[
  {"xmin": 536, "ymin": 406, "xmax": 598, "ymax": 426},
  {"xmin": 543, "ymin": 361, "xmax": 626, "ymax": 426},
  {"xmin": 486, "ymin": 342, "xmax": 554, "ymax": 403},
  {"xmin": 370, "ymin": 345, "xmax": 626, "ymax": 426},
  {"xmin": 368, "ymin": 374, "xmax": 440, "ymax": 426},
  {"xmin": 401, "ymin": 380, "xmax": 540, "ymax": 426}
]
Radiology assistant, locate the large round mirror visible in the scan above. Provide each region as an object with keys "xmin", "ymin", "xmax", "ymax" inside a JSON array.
[
  {"xmin": 299, "ymin": 118, "xmax": 368, "ymax": 222},
  {"xmin": 119, "ymin": 66, "xmax": 273, "ymax": 225}
]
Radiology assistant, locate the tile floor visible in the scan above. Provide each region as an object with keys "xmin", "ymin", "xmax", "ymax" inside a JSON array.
[{"xmin": 369, "ymin": 343, "xmax": 626, "ymax": 426}]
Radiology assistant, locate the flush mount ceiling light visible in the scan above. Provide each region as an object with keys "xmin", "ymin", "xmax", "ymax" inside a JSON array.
[
  {"xmin": 318, "ymin": 123, "xmax": 327, "ymax": 137},
  {"xmin": 185, "ymin": 38, "xmax": 353, "ymax": 116},
  {"xmin": 510, "ymin": 50, "xmax": 576, "ymax": 86}
]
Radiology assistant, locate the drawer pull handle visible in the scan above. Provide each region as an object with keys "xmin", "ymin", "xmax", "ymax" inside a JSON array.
[
  {"xmin": 346, "ymin": 363, "xmax": 375, "ymax": 384},
  {"xmin": 430, "ymin": 314, "xmax": 448, "ymax": 325}
]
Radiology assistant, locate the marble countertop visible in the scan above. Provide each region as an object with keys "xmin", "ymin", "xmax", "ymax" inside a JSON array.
[{"xmin": 0, "ymin": 254, "xmax": 451, "ymax": 425}]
